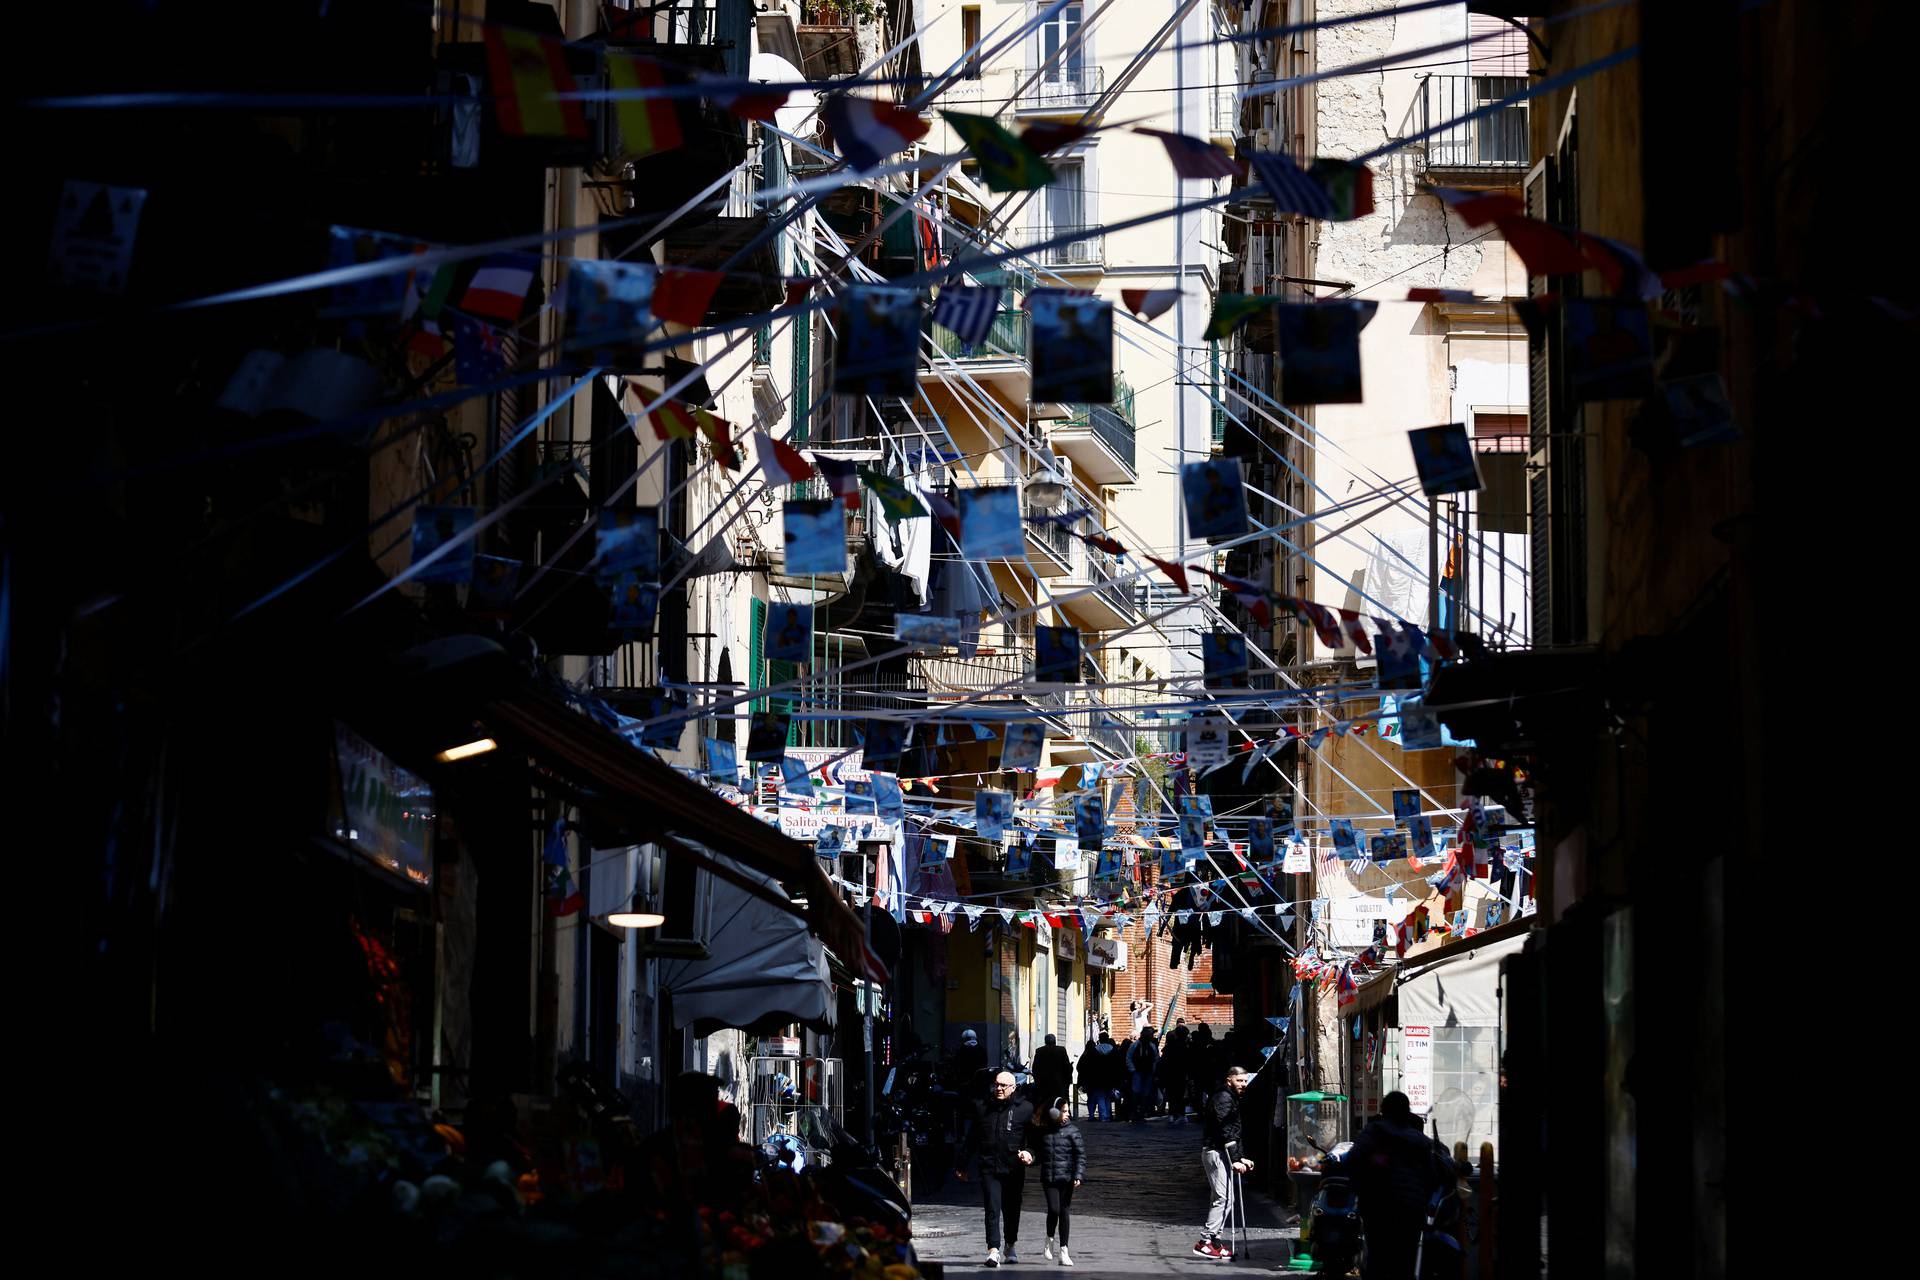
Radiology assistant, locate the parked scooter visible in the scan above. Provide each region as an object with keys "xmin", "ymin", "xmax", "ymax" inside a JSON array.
[
  {"xmin": 1415, "ymin": 1174, "xmax": 1465, "ymax": 1280},
  {"xmin": 799, "ymin": 1107, "xmax": 912, "ymax": 1235},
  {"xmin": 1300, "ymin": 1139, "xmax": 1362, "ymax": 1276}
]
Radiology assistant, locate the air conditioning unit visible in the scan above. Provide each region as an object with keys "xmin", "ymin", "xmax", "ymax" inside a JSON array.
[{"xmin": 1253, "ymin": 128, "xmax": 1275, "ymax": 152}]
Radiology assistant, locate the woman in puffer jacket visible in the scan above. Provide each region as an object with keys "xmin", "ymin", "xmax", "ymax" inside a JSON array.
[{"xmin": 1032, "ymin": 1096, "xmax": 1088, "ymax": 1266}]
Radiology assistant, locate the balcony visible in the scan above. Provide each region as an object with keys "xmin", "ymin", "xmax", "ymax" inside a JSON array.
[
  {"xmin": 1050, "ymin": 393, "xmax": 1136, "ymax": 486},
  {"xmin": 1024, "ymin": 514, "xmax": 1076, "ymax": 577},
  {"xmin": 1210, "ymin": 89, "xmax": 1242, "ymax": 143},
  {"xmin": 912, "ymin": 648, "xmax": 1028, "ymax": 697},
  {"xmin": 1058, "ymin": 542, "xmax": 1140, "ymax": 632},
  {"xmin": 797, "ymin": 2, "xmax": 864, "ymax": 79},
  {"xmin": 1413, "ymin": 75, "xmax": 1528, "ymax": 185},
  {"xmin": 1017, "ymin": 64, "xmax": 1106, "ymax": 113},
  {"xmin": 1028, "ymin": 225, "xmax": 1104, "ymax": 271},
  {"xmin": 922, "ymin": 308, "xmax": 1031, "ymax": 399}
]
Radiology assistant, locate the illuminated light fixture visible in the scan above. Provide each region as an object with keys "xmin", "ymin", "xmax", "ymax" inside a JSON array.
[
  {"xmin": 436, "ymin": 737, "xmax": 498, "ymax": 763},
  {"xmin": 607, "ymin": 911, "xmax": 667, "ymax": 929}
]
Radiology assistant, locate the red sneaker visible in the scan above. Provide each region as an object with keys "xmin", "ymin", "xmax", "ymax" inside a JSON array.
[{"xmin": 1191, "ymin": 1240, "xmax": 1230, "ymax": 1260}]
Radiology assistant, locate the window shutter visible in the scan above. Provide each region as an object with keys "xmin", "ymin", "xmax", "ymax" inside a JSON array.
[{"xmin": 1525, "ymin": 161, "xmax": 1552, "ymax": 646}]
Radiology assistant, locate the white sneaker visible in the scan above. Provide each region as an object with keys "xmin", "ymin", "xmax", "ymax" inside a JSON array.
[
  {"xmin": 1043, "ymin": 1238, "xmax": 1056, "ymax": 1261},
  {"xmin": 986, "ymin": 1247, "xmax": 1001, "ymax": 1268},
  {"xmin": 1005, "ymin": 1246, "xmax": 1021, "ymax": 1264},
  {"xmin": 1059, "ymin": 1249, "xmax": 1074, "ymax": 1268}
]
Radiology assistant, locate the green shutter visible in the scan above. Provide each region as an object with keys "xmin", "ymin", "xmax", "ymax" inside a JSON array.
[
  {"xmin": 792, "ymin": 307, "xmax": 812, "ymax": 445},
  {"xmin": 749, "ymin": 598, "xmax": 766, "ymax": 715}
]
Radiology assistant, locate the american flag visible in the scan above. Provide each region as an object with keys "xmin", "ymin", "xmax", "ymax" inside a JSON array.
[
  {"xmin": 1248, "ymin": 150, "xmax": 1336, "ymax": 220},
  {"xmin": 931, "ymin": 284, "xmax": 1003, "ymax": 349}
]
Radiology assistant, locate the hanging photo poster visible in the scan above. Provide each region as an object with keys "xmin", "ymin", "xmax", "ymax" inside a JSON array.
[
  {"xmin": 780, "ymin": 755, "xmax": 815, "ymax": 798},
  {"xmin": 1407, "ymin": 424, "xmax": 1483, "ymax": 497},
  {"xmin": 844, "ymin": 776, "xmax": 876, "ymax": 815},
  {"xmin": 1179, "ymin": 815, "xmax": 1209, "ymax": 861},
  {"xmin": 1053, "ymin": 839, "xmax": 1083, "ymax": 872},
  {"xmin": 897, "ymin": 613, "xmax": 964, "ymax": 651},
  {"xmin": 764, "ymin": 602, "xmax": 813, "ymax": 663},
  {"xmin": 703, "ymin": 736, "xmax": 739, "ymax": 782},
  {"xmin": 411, "ymin": 507, "xmax": 477, "ymax": 584},
  {"xmin": 1034, "ymin": 626, "xmax": 1082, "ymax": 683},
  {"xmin": 1393, "ymin": 789, "xmax": 1423, "ymax": 822},
  {"xmin": 1283, "ymin": 841, "xmax": 1311, "ymax": 874},
  {"xmin": 976, "ymin": 789, "xmax": 1014, "ymax": 839},
  {"xmin": 1562, "ymin": 299, "xmax": 1655, "ymax": 401},
  {"xmin": 871, "ymin": 773, "xmax": 904, "ymax": 820},
  {"xmin": 1181, "ymin": 459, "xmax": 1250, "ymax": 541},
  {"xmin": 1186, "ymin": 716, "xmax": 1232, "ymax": 768},
  {"xmin": 1331, "ymin": 819, "xmax": 1358, "ymax": 856},
  {"xmin": 1007, "ymin": 833, "xmax": 1033, "ymax": 877},
  {"xmin": 1371, "ymin": 831, "xmax": 1408, "ymax": 862},
  {"xmin": 816, "ymin": 825, "xmax": 846, "ymax": 859},
  {"xmin": 564, "ymin": 259, "xmax": 657, "ymax": 371},
  {"xmin": 860, "ymin": 719, "xmax": 907, "ymax": 771},
  {"xmin": 746, "ymin": 712, "xmax": 791, "ymax": 762},
  {"xmin": 607, "ymin": 572, "xmax": 659, "ymax": 636},
  {"xmin": 958, "ymin": 484, "xmax": 1026, "ymax": 560},
  {"xmin": 1407, "ymin": 814, "xmax": 1437, "ymax": 860},
  {"xmin": 596, "ymin": 506, "xmax": 660, "ymax": 577},
  {"xmin": 1075, "ymin": 791, "xmax": 1106, "ymax": 849},
  {"xmin": 1203, "ymin": 630, "xmax": 1249, "ymax": 687},
  {"xmin": 835, "ymin": 286, "xmax": 921, "ymax": 396},
  {"xmin": 782, "ymin": 500, "xmax": 848, "ymax": 575},
  {"xmin": 1248, "ymin": 816, "xmax": 1275, "ymax": 863},
  {"xmin": 1028, "ymin": 289, "xmax": 1114, "ymax": 404},
  {"xmin": 1001, "ymin": 722, "xmax": 1046, "ymax": 772},
  {"xmin": 1274, "ymin": 300, "xmax": 1375, "ymax": 404}
]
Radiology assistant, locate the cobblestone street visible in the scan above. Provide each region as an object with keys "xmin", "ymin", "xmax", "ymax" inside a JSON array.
[{"xmin": 911, "ymin": 1116, "xmax": 1302, "ymax": 1278}]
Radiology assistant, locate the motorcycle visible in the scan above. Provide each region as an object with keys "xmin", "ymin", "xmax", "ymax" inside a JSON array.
[
  {"xmin": 880, "ymin": 1052, "xmax": 958, "ymax": 1193},
  {"xmin": 1415, "ymin": 1176, "xmax": 1465, "ymax": 1280},
  {"xmin": 1301, "ymin": 1138, "xmax": 1362, "ymax": 1276},
  {"xmin": 796, "ymin": 1107, "xmax": 912, "ymax": 1235}
]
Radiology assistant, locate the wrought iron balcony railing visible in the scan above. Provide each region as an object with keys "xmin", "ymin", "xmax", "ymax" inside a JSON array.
[
  {"xmin": 1416, "ymin": 75, "xmax": 1528, "ymax": 171},
  {"xmin": 927, "ymin": 308, "xmax": 1029, "ymax": 361},
  {"xmin": 1029, "ymin": 225, "xmax": 1104, "ymax": 268},
  {"xmin": 1017, "ymin": 64, "xmax": 1105, "ymax": 111}
]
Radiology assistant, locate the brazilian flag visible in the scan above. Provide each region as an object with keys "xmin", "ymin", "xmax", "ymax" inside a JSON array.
[
  {"xmin": 1204, "ymin": 293, "xmax": 1270, "ymax": 342},
  {"xmin": 857, "ymin": 468, "xmax": 928, "ymax": 521},
  {"xmin": 942, "ymin": 110, "xmax": 1056, "ymax": 192}
]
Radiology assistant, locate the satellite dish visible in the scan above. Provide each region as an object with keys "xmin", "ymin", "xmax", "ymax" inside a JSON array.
[{"xmin": 749, "ymin": 52, "xmax": 818, "ymax": 139}]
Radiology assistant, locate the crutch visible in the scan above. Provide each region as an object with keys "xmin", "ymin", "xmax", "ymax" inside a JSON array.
[{"xmin": 1227, "ymin": 1141, "xmax": 1253, "ymax": 1260}]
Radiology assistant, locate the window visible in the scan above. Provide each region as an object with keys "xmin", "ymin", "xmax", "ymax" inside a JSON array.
[
  {"xmin": 1045, "ymin": 158, "xmax": 1085, "ymax": 233},
  {"xmin": 1039, "ymin": 3, "xmax": 1085, "ymax": 80},
  {"xmin": 1473, "ymin": 411, "xmax": 1528, "ymax": 536},
  {"xmin": 1472, "ymin": 76, "xmax": 1528, "ymax": 164},
  {"xmin": 962, "ymin": 7, "xmax": 982, "ymax": 79}
]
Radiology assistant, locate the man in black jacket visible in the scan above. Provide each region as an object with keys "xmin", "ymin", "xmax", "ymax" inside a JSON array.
[
  {"xmin": 1192, "ymin": 1064, "xmax": 1253, "ymax": 1260},
  {"xmin": 1328, "ymin": 1091, "xmax": 1455, "ymax": 1280},
  {"xmin": 957, "ymin": 1071, "xmax": 1036, "ymax": 1267},
  {"xmin": 1033, "ymin": 1033, "xmax": 1073, "ymax": 1117}
]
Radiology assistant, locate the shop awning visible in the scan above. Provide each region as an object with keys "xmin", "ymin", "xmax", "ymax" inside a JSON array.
[
  {"xmin": 480, "ymin": 685, "xmax": 887, "ymax": 982},
  {"xmin": 1396, "ymin": 920, "xmax": 1533, "ymax": 1028},
  {"xmin": 658, "ymin": 843, "xmax": 837, "ymax": 1036}
]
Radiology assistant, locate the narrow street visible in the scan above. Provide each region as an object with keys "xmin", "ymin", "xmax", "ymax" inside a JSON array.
[{"xmin": 912, "ymin": 1116, "xmax": 1302, "ymax": 1277}]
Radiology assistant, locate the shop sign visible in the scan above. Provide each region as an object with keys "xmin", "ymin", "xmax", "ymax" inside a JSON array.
[
  {"xmin": 327, "ymin": 722, "xmax": 433, "ymax": 888},
  {"xmin": 1056, "ymin": 926, "xmax": 1078, "ymax": 961},
  {"xmin": 1401, "ymin": 1024, "xmax": 1434, "ymax": 1113},
  {"xmin": 1087, "ymin": 937, "xmax": 1128, "ymax": 970},
  {"xmin": 1034, "ymin": 916, "xmax": 1051, "ymax": 950}
]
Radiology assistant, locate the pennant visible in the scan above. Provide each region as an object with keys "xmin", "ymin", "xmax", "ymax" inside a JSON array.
[
  {"xmin": 836, "ymin": 286, "xmax": 922, "ymax": 396},
  {"xmin": 449, "ymin": 314, "xmax": 507, "ymax": 385},
  {"xmin": 604, "ymin": 53, "xmax": 685, "ymax": 157},
  {"xmin": 814, "ymin": 455, "xmax": 862, "ymax": 510},
  {"xmin": 859, "ymin": 468, "xmax": 929, "ymax": 521},
  {"xmin": 1405, "ymin": 287, "xmax": 1479, "ymax": 304},
  {"xmin": 1084, "ymin": 532, "xmax": 1125, "ymax": 556},
  {"xmin": 1181, "ymin": 459, "xmax": 1249, "ymax": 540},
  {"xmin": 1203, "ymin": 630, "xmax": 1249, "ymax": 687},
  {"xmin": 1330, "ymin": 819, "xmax": 1357, "ymax": 857},
  {"xmin": 1300, "ymin": 601, "xmax": 1344, "ymax": 648},
  {"xmin": 1034, "ymin": 626, "xmax": 1082, "ymax": 683},
  {"xmin": 1247, "ymin": 150, "xmax": 1336, "ymax": 219},
  {"xmin": 932, "ymin": 284, "xmax": 1005, "ymax": 348},
  {"xmin": 1393, "ymin": 789, "xmax": 1423, "ymax": 822},
  {"xmin": 1337, "ymin": 608, "xmax": 1373, "ymax": 655},
  {"xmin": 564, "ymin": 259, "xmax": 657, "ymax": 369},
  {"xmin": 542, "ymin": 821, "xmax": 586, "ymax": 916},
  {"xmin": 753, "ymin": 431, "xmax": 817, "ymax": 487},
  {"xmin": 1185, "ymin": 718, "xmax": 1231, "ymax": 769},
  {"xmin": 959, "ymin": 484, "xmax": 1025, "ymax": 559},
  {"xmin": 942, "ymin": 110, "xmax": 1055, "ymax": 191},
  {"xmin": 1136, "ymin": 128, "xmax": 1242, "ymax": 180},
  {"xmin": 896, "ymin": 614, "xmax": 963, "ymax": 650},
  {"xmin": 1148, "ymin": 555, "xmax": 1190, "ymax": 593},
  {"xmin": 1311, "ymin": 159, "xmax": 1375, "ymax": 220},
  {"xmin": 1120, "ymin": 287, "xmax": 1181, "ymax": 321},
  {"xmin": 1428, "ymin": 187, "xmax": 1524, "ymax": 227},
  {"xmin": 460, "ymin": 253, "xmax": 539, "ymax": 323},
  {"xmin": 411, "ymin": 507, "xmax": 477, "ymax": 584},
  {"xmin": 965, "ymin": 904, "xmax": 987, "ymax": 931},
  {"xmin": 1074, "ymin": 791, "xmax": 1106, "ymax": 850},
  {"xmin": 1575, "ymin": 232, "xmax": 1663, "ymax": 301},
  {"xmin": 1494, "ymin": 215, "xmax": 1592, "ymax": 278},
  {"xmin": 782, "ymin": 499, "xmax": 849, "ymax": 575},
  {"xmin": 1021, "ymin": 120, "xmax": 1093, "ymax": 154},
  {"xmin": 485, "ymin": 27, "xmax": 587, "ymax": 139},
  {"xmin": 1028, "ymin": 289, "xmax": 1114, "ymax": 404},
  {"xmin": 872, "ymin": 773, "xmax": 905, "ymax": 820},
  {"xmin": 1205, "ymin": 294, "xmax": 1269, "ymax": 342},
  {"xmin": 711, "ymin": 83, "xmax": 788, "ymax": 124},
  {"xmin": 924, "ymin": 490, "xmax": 963, "ymax": 539},
  {"xmin": 1274, "ymin": 301, "xmax": 1375, "ymax": 404},
  {"xmin": 1248, "ymin": 817, "xmax": 1275, "ymax": 864},
  {"xmin": 651, "ymin": 267, "xmax": 726, "ymax": 326},
  {"xmin": 823, "ymin": 94, "xmax": 931, "ymax": 170}
]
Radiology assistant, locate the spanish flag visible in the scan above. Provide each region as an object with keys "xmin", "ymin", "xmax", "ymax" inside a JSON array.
[
  {"xmin": 485, "ymin": 27, "xmax": 587, "ymax": 140},
  {"xmin": 607, "ymin": 54, "xmax": 684, "ymax": 159},
  {"xmin": 650, "ymin": 400, "xmax": 739, "ymax": 470}
]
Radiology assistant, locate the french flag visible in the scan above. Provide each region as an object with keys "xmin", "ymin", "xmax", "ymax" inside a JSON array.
[
  {"xmin": 459, "ymin": 254, "xmax": 538, "ymax": 322},
  {"xmin": 822, "ymin": 95, "xmax": 929, "ymax": 171}
]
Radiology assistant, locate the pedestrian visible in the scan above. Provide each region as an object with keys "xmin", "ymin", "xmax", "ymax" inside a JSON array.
[
  {"xmin": 1161, "ymin": 1021, "xmax": 1190, "ymax": 1124},
  {"xmin": 1192, "ymin": 1063, "xmax": 1254, "ymax": 1260},
  {"xmin": 1322, "ymin": 1090, "xmax": 1456, "ymax": 1280},
  {"xmin": 956, "ymin": 1070, "xmax": 1036, "ymax": 1268},
  {"xmin": 954, "ymin": 1027, "xmax": 990, "ymax": 1106},
  {"xmin": 1187, "ymin": 1021, "xmax": 1216, "ymax": 1117},
  {"xmin": 1113, "ymin": 1036, "xmax": 1134, "ymax": 1119},
  {"xmin": 1079, "ymin": 1032, "xmax": 1120, "ymax": 1121},
  {"xmin": 1033, "ymin": 1032, "xmax": 1073, "ymax": 1117},
  {"xmin": 1033, "ymin": 1094, "xmax": 1087, "ymax": 1266},
  {"xmin": 1125, "ymin": 1027, "xmax": 1160, "ymax": 1121}
]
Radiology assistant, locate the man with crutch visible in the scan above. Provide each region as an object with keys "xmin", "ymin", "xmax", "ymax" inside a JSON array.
[{"xmin": 1192, "ymin": 1064, "xmax": 1254, "ymax": 1260}]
